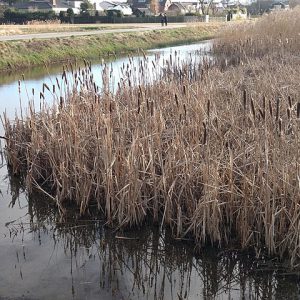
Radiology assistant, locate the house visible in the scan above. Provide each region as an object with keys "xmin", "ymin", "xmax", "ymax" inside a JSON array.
[
  {"xmin": 106, "ymin": 3, "xmax": 132, "ymax": 14},
  {"xmin": 51, "ymin": 0, "xmax": 80, "ymax": 14},
  {"xmin": 54, "ymin": 0, "xmax": 128, "ymax": 14},
  {"xmin": 247, "ymin": 0, "xmax": 291, "ymax": 14},
  {"xmin": 166, "ymin": 1, "xmax": 199, "ymax": 15},
  {"xmin": 62, "ymin": 0, "xmax": 84, "ymax": 13},
  {"xmin": 10, "ymin": 0, "xmax": 142, "ymax": 15},
  {"xmin": 226, "ymin": 6, "xmax": 247, "ymax": 19},
  {"xmin": 132, "ymin": 7, "xmax": 152, "ymax": 15},
  {"xmin": 270, "ymin": 1, "xmax": 289, "ymax": 10},
  {"xmin": 212, "ymin": 0, "xmax": 224, "ymax": 12},
  {"xmin": 166, "ymin": 2, "xmax": 187, "ymax": 14},
  {"xmin": 12, "ymin": 1, "xmax": 53, "ymax": 12},
  {"xmin": 12, "ymin": 0, "xmax": 82, "ymax": 14},
  {"xmin": 98, "ymin": 0, "xmax": 116, "ymax": 10},
  {"xmin": 90, "ymin": 0, "xmax": 127, "ymax": 12},
  {"xmin": 180, "ymin": 1, "xmax": 199, "ymax": 12},
  {"xmin": 129, "ymin": 0, "xmax": 171, "ymax": 14}
]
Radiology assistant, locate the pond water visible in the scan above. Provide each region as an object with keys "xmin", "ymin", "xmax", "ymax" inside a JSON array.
[
  {"xmin": 0, "ymin": 41, "xmax": 299, "ymax": 300},
  {"xmin": 0, "ymin": 41, "xmax": 211, "ymax": 127}
]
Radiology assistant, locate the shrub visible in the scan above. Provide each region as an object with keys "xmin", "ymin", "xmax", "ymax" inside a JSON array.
[
  {"xmin": 3, "ymin": 9, "xmax": 57, "ymax": 23},
  {"xmin": 107, "ymin": 10, "xmax": 124, "ymax": 18}
]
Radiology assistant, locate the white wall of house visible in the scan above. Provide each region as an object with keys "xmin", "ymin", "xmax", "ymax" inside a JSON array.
[
  {"xmin": 93, "ymin": 0, "xmax": 129, "ymax": 11},
  {"xmin": 231, "ymin": 11, "xmax": 247, "ymax": 19},
  {"xmin": 53, "ymin": 0, "xmax": 131, "ymax": 14},
  {"xmin": 107, "ymin": 4, "xmax": 133, "ymax": 14},
  {"xmin": 52, "ymin": 6, "xmax": 80, "ymax": 13},
  {"xmin": 93, "ymin": 0, "xmax": 106, "ymax": 11},
  {"xmin": 185, "ymin": 4, "xmax": 197, "ymax": 12},
  {"xmin": 66, "ymin": 0, "xmax": 82, "ymax": 9},
  {"xmin": 271, "ymin": 3, "xmax": 289, "ymax": 10}
]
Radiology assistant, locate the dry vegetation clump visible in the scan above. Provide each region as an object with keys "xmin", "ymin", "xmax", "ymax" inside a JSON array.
[
  {"xmin": 213, "ymin": 7, "xmax": 300, "ymax": 62},
  {"xmin": 26, "ymin": 19, "xmax": 61, "ymax": 25},
  {"xmin": 2, "ymin": 9, "xmax": 300, "ymax": 265},
  {"xmin": 0, "ymin": 20, "xmax": 62, "ymax": 36},
  {"xmin": 0, "ymin": 23, "xmax": 124, "ymax": 36}
]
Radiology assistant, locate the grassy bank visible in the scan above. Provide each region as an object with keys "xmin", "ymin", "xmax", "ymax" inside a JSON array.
[
  {"xmin": 0, "ymin": 23, "xmax": 135, "ymax": 36},
  {"xmin": 0, "ymin": 24, "xmax": 221, "ymax": 72},
  {"xmin": 4, "ymin": 9, "xmax": 300, "ymax": 266}
]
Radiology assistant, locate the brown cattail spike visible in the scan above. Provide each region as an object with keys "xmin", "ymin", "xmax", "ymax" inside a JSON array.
[
  {"xmin": 175, "ymin": 94, "xmax": 179, "ymax": 107},
  {"xmin": 269, "ymin": 100, "xmax": 273, "ymax": 118},
  {"xmin": 250, "ymin": 97, "xmax": 256, "ymax": 120},
  {"xmin": 276, "ymin": 98, "xmax": 280, "ymax": 121},
  {"xmin": 243, "ymin": 90, "xmax": 247, "ymax": 111},
  {"xmin": 207, "ymin": 100, "xmax": 210, "ymax": 119},
  {"xmin": 203, "ymin": 122, "xmax": 207, "ymax": 145}
]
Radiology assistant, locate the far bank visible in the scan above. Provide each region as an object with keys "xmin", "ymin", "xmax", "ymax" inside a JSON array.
[{"xmin": 0, "ymin": 23, "xmax": 223, "ymax": 72}]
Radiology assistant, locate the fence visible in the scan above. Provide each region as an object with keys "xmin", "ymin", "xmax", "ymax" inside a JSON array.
[
  {"xmin": 0, "ymin": 14, "xmax": 226, "ymax": 25},
  {"xmin": 71, "ymin": 15, "xmax": 225, "ymax": 24},
  {"xmin": 70, "ymin": 15, "xmax": 187, "ymax": 24}
]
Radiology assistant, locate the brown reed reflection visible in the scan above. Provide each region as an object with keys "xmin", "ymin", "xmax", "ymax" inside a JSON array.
[{"xmin": 5, "ymin": 171, "xmax": 300, "ymax": 300}]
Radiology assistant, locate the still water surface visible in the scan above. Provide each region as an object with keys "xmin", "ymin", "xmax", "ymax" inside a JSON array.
[{"xmin": 0, "ymin": 41, "xmax": 299, "ymax": 300}]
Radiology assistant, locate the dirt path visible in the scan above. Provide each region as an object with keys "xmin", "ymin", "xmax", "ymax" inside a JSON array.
[{"xmin": 0, "ymin": 23, "xmax": 187, "ymax": 41}]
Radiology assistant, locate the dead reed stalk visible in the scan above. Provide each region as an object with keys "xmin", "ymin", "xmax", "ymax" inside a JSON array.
[{"xmin": 3, "ymin": 9, "xmax": 300, "ymax": 266}]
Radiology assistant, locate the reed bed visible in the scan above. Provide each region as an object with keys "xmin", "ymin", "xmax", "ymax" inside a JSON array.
[
  {"xmin": 6, "ymin": 189, "xmax": 295, "ymax": 300},
  {"xmin": 213, "ymin": 7, "xmax": 300, "ymax": 62},
  {"xmin": 2, "ymin": 9, "xmax": 300, "ymax": 265}
]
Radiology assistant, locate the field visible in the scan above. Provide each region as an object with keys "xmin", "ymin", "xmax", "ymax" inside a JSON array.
[{"xmin": 3, "ymin": 8, "xmax": 300, "ymax": 266}]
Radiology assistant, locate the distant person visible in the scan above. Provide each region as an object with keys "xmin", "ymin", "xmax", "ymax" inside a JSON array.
[
  {"xmin": 160, "ymin": 13, "xmax": 164, "ymax": 26},
  {"xmin": 164, "ymin": 13, "xmax": 168, "ymax": 26}
]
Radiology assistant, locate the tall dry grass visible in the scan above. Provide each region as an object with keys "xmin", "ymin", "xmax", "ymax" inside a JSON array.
[
  {"xmin": 214, "ymin": 7, "xmax": 300, "ymax": 62},
  {"xmin": 0, "ymin": 23, "xmax": 132, "ymax": 36},
  {"xmin": 2, "ymin": 9, "xmax": 300, "ymax": 265}
]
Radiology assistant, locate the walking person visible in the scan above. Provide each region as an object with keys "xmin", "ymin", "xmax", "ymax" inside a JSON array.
[
  {"xmin": 164, "ymin": 13, "xmax": 168, "ymax": 26},
  {"xmin": 160, "ymin": 13, "xmax": 164, "ymax": 26}
]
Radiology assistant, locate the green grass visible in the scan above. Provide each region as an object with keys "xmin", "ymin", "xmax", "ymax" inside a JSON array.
[
  {"xmin": 79, "ymin": 26, "xmax": 104, "ymax": 31},
  {"xmin": 0, "ymin": 25, "xmax": 222, "ymax": 72}
]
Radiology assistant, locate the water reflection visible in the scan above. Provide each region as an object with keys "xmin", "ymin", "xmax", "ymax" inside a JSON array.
[
  {"xmin": 0, "ymin": 168, "xmax": 299, "ymax": 299},
  {"xmin": 0, "ymin": 41, "xmax": 212, "ymax": 127}
]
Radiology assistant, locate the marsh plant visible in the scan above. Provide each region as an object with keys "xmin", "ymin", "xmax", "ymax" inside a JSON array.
[
  {"xmin": 5, "ymin": 189, "xmax": 299, "ymax": 300},
  {"xmin": 2, "ymin": 8, "xmax": 300, "ymax": 266}
]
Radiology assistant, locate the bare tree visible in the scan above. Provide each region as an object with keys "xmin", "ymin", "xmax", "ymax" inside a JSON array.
[
  {"xmin": 150, "ymin": 0, "xmax": 159, "ymax": 14},
  {"xmin": 289, "ymin": 0, "xmax": 300, "ymax": 8},
  {"xmin": 198, "ymin": 0, "xmax": 214, "ymax": 15}
]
